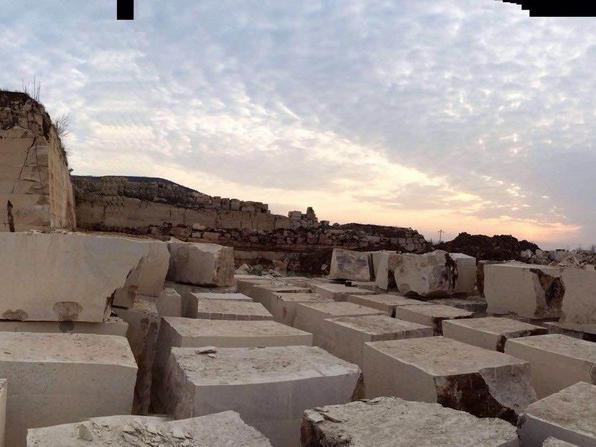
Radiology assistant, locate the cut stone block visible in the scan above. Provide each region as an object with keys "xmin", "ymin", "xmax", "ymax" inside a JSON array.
[
  {"xmin": 484, "ymin": 264, "xmax": 565, "ymax": 319},
  {"xmin": 187, "ymin": 292, "xmax": 252, "ymax": 319},
  {"xmin": 193, "ymin": 300, "xmax": 272, "ymax": 320},
  {"xmin": 559, "ymin": 268, "xmax": 596, "ymax": 335},
  {"xmin": 301, "ymin": 397, "xmax": 519, "ymax": 447},
  {"xmin": 363, "ymin": 336, "xmax": 537, "ymax": 422},
  {"xmin": 312, "ymin": 283, "xmax": 376, "ymax": 302},
  {"xmin": 167, "ymin": 241, "xmax": 235, "ymax": 287},
  {"xmin": 543, "ymin": 321, "xmax": 596, "ymax": 342},
  {"xmin": 0, "ymin": 333, "xmax": 137, "ymax": 447},
  {"xmin": 394, "ymin": 304, "xmax": 473, "ymax": 335},
  {"xmin": 0, "ymin": 379, "xmax": 5, "ymax": 447},
  {"xmin": 294, "ymin": 302, "xmax": 385, "ymax": 347},
  {"xmin": 347, "ymin": 293, "xmax": 429, "ymax": 317},
  {"xmin": 235, "ymin": 277, "xmax": 272, "ymax": 295},
  {"xmin": 0, "ymin": 317, "xmax": 127, "ymax": 336},
  {"xmin": 431, "ymin": 295, "xmax": 488, "ymax": 316},
  {"xmin": 519, "ymin": 382, "xmax": 596, "ymax": 446},
  {"xmin": 248, "ymin": 284, "xmax": 311, "ymax": 311},
  {"xmin": 344, "ymin": 280, "xmax": 377, "ymax": 291},
  {"xmin": 153, "ymin": 288, "xmax": 183, "ymax": 317},
  {"xmin": 27, "ymin": 411, "xmax": 272, "ymax": 446},
  {"xmin": 443, "ymin": 317, "xmax": 548, "ymax": 352},
  {"xmin": 113, "ymin": 299, "xmax": 160, "ymax": 415},
  {"xmin": 375, "ymin": 251, "xmax": 400, "ymax": 290},
  {"xmin": 0, "ymin": 232, "xmax": 157, "ymax": 322},
  {"xmin": 321, "ymin": 315, "xmax": 432, "ymax": 367},
  {"xmin": 164, "ymin": 346, "xmax": 360, "ymax": 447},
  {"xmin": 329, "ymin": 248, "xmax": 372, "ymax": 281},
  {"xmin": 152, "ymin": 317, "xmax": 313, "ymax": 412},
  {"xmin": 270, "ymin": 293, "xmax": 333, "ymax": 326},
  {"xmin": 543, "ymin": 439, "xmax": 578, "ymax": 447},
  {"xmin": 394, "ymin": 250, "xmax": 476, "ymax": 297},
  {"xmin": 137, "ymin": 240, "xmax": 170, "ymax": 297},
  {"xmin": 477, "ymin": 260, "xmax": 506, "ymax": 296},
  {"xmin": 504, "ymin": 334, "xmax": 596, "ymax": 398}
]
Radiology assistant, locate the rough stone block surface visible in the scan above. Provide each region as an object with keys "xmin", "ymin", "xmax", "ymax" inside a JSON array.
[
  {"xmin": 167, "ymin": 241, "xmax": 234, "ymax": 287},
  {"xmin": 0, "ymin": 333, "xmax": 137, "ymax": 447},
  {"xmin": 248, "ymin": 285, "xmax": 311, "ymax": 311},
  {"xmin": 347, "ymin": 293, "xmax": 429, "ymax": 317},
  {"xmin": 329, "ymin": 248, "xmax": 372, "ymax": 282},
  {"xmin": 0, "ymin": 317, "xmax": 127, "ymax": 336},
  {"xmin": 375, "ymin": 251, "xmax": 400, "ymax": 290},
  {"xmin": 164, "ymin": 346, "xmax": 361, "ymax": 447},
  {"xmin": 269, "ymin": 293, "xmax": 333, "ymax": 326},
  {"xmin": 559, "ymin": 268, "xmax": 596, "ymax": 335},
  {"xmin": 363, "ymin": 336, "xmax": 537, "ymax": 422},
  {"xmin": 443, "ymin": 317, "xmax": 548, "ymax": 352},
  {"xmin": 505, "ymin": 334, "xmax": 596, "ymax": 398},
  {"xmin": 301, "ymin": 397, "xmax": 519, "ymax": 447},
  {"xmin": 193, "ymin": 300, "xmax": 272, "ymax": 320},
  {"xmin": 187, "ymin": 292, "xmax": 252, "ymax": 318},
  {"xmin": 394, "ymin": 304, "xmax": 473, "ymax": 335},
  {"xmin": 519, "ymin": 382, "xmax": 596, "ymax": 447},
  {"xmin": 312, "ymin": 283, "xmax": 376, "ymax": 302},
  {"xmin": 484, "ymin": 264, "xmax": 565, "ymax": 319}
]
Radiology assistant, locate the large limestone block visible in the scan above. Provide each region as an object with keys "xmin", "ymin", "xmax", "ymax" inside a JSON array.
[
  {"xmin": 270, "ymin": 293, "xmax": 333, "ymax": 326},
  {"xmin": 394, "ymin": 250, "xmax": 476, "ymax": 297},
  {"xmin": 235, "ymin": 276, "xmax": 272, "ymax": 295},
  {"xmin": 0, "ymin": 333, "xmax": 137, "ymax": 447},
  {"xmin": 27, "ymin": 411, "xmax": 272, "ymax": 446},
  {"xmin": 167, "ymin": 241, "xmax": 234, "ymax": 287},
  {"xmin": 363, "ymin": 337, "xmax": 537, "ymax": 422},
  {"xmin": 141, "ymin": 288, "xmax": 183, "ymax": 317},
  {"xmin": 431, "ymin": 295, "xmax": 488, "ymax": 316},
  {"xmin": 444, "ymin": 316, "xmax": 548, "ymax": 351},
  {"xmin": 543, "ymin": 439, "xmax": 578, "ymax": 447},
  {"xmin": 312, "ymin": 283, "xmax": 376, "ymax": 302},
  {"xmin": 321, "ymin": 315, "xmax": 432, "ymax": 367},
  {"xmin": 0, "ymin": 317, "xmax": 128, "ymax": 336},
  {"xmin": 393, "ymin": 304, "xmax": 473, "ymax": 335},
  {"xmin": 328, "ymin": 249, "xmax": 372, "ymax": 281},
  {"xmin": 504, "ymin": 334, "xmax": 596, "ymax": 398},
  {"xmin": 301, "ymin": 397, "xmax": 519, "ymax": 447},
  {"xmin": 347, "ymin": 293, "xmax": 429, "ymax": 317},
  {"xmin": 484, "ymin": 264, "xmax": 565, "ymax": 319},
  {"xmin": 152, "ymin": 317, "xmax": 313, "ymax": 412},
  {"xmin": 375, "ymin": 251, "xmax": 400, "ymax": 290},
  {"xmin": 164, "ymin": 345, "xmax": 361, "ymax": 447},
  {"xmin": 294, "ymin": 302, "xmax": 384, "ymax": 347},
  {"xmin": 0, "ymin": 232, "xmax": 156, "ymax": 322},
  {"xmin": 559, "ymin": 268, "xmax": 596, "ymax": 334},
  {"xmin": 248, "ymin": 284, "xmax": 311, "ymax": 311},
  {"xmin": 519, "ymin": 382, "xmax": 596, "ymax": 446},
  {"xmin": 136, "ymin": 240, "xmax": 170, "ymax": 297},
  {"xmin": 193, "ymin": 299, "xmax": 272, "ymax": 320},
  {"xmin": 187, "ymin": 292, "xmax": 252, "ymax": 318}
]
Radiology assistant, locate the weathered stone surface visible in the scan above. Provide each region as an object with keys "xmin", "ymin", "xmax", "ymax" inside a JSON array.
[
  {"xmin": 187, "ymin": 292, "xmax": 252, "ymax": 318},
  {"xmin": 559, "ymin": 268, "xmax": 596, "ymax": 334},
  {"xmin": 235, "ymin": 276, "xmax": 272, "ymax": 295},
  {"xmin": 301, "ymin": 397, "xmax": 519, "ymax": 447},
  {"xmin": 164, "ymin": 346, "xmax": 361, "ymax": 447},
  {"xmin": 431, "ymin": 295, "xmax": 488, "ymax": 316},
  {"xmin": 27, "ymin": 411, "xmax": 272, "ymax": 446},
  {"xmin": 312, "ymin": 283, "xmax": 376, "ymax": 302},
  {"xmin": 0, "ymin": 333, "xmax": 137, "ymax": 447},
  {"xmin": 505, "ymin": 334, "xmax": 596, "ymax": 398},
  {"xmin": 394, "ymin": 250, "xmax": 476, "ymax": 297},
  {"xmin": 542, "ymin": 438, "xmax": 578, "ymax": 447},
  {"xmin": 375, "ymin": 251, "xmax": 400, "ymax": 290},
  {"xmin": 193, "ymin": 299, "xmax": 272, "ymax": 320},
  {"xmin": 0, "ymin": 317, "xmax": 128, "ymax": 336},
  {"xmin": 519, "ymin": 382, "xmax": 596, "ymax": 447},
  {"xmin": 136, "ymin": 240, "xmax": 170, "ymax": 297},
  {"xmin": 152, "ymin": 317, "xmax": 313, "ymax": 412},
  {"xmin": 294, "ymin": 302, "xmax": 385, "ymax": 347},
  {"xmin": 363, "ymin": 337, "xmax": 536, "ymax": 422},
  {"xmin": 0, "ymin": 232, "xmax": 156, "ymax": 322},
  {"xmin": 393, "ymin": 304, "xmax": 473, "ymax": 335},
  {"xmin": 142, "ymin": 288, "xmax": 183, "ymax": 317},
  {"xmin": 248, "ymin": 284, "xmax": 311, "ymax": 311},
  {"xmin": 321, "ymin": 315, "xmax": 432, "ymax": 367},
  {"xmin": 269, "ymin": 293, "xmax": 333, "ymax": 326},
  {"xmin": 167, "ymin": 241, "xmax": 234, "ymax": 287},
  {"xmin": 329, "ymin": 249, "xmax": 372, "ymax": 282},
  {"xmin": 443, "ymin": 317, "xmax": 548, "ymax": 352},
  {"xmin": 347, "ymin": 293, "xmax": 429, "ymax": 317},
  {"xmin": 484, "ymin": 264, "xmax": 565, "ymax": 319}
]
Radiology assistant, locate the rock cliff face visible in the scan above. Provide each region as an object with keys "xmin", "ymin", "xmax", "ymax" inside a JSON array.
[{"xmin": 0, "ymin": 91, "xmax": 76, "ymax": 231}]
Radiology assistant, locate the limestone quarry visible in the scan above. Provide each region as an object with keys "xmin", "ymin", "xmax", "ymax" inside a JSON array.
[{"xmin": 0, "ymin": 90, "xmax": 595, "ymax": 446}]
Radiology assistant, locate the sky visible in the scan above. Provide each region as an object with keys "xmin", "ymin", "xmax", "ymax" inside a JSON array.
[{"xmin": 0, "ymin": 0, "xmax": 595, "ymax": 249}]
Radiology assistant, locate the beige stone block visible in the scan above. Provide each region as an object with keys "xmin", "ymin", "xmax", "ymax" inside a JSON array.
[
  {"xmin": 167, "ymin": 241, "xmax": 234, "ymax": 287},
  {"xmin": 312, "ymin": 283, "xmax": 376, "ymax": 302},
  {"xmin": 329, "ymin": 249, "xmax": 372, "ymax": 281},
  {"xmin": 248, "ymin": 284, "xmax": 311, "ymax": 311},
  {"xmin": 235, "ymin": 276, "xmax": 272, "ymax": 295},
  {"xmin": 151, "ymin": 288, "xmax": 183, "ymax": 317},
  {"xmin": 193, "ymin": 299, "xmax": 272, "ymax": 320},
  {"xmin": 394, "ymin": 304, "xmax": 473, "ymax": 335},
  {"xmin": 270, "ymin": 293, "xmax": 333, "ymax": 326},
  {"xmin": 363, "ymin": 337, "xmax": 536, "ymax": 422},
  {"xmin": 431, "ymin": 295, "xmax": 488, "ymax": 316},
  {"xmin": 559, "ymin": 268, "xmax": 596, "ymax": 334},
  {"xmin": 519, "ymin": 382, "xmax": 596, "ymax": 446},
  {"xmin": 164, "ymin": 345, "xmax": 360, "ymax": 447},
  {"xmin": 27, "ymin": 411, "xmax": 272, "ymax": 446},
  {"xmin": 451, "ymin": 252, "xmax": 478, "ymax": 294},
  {"xmin": 347, "ymin": 293, "xmax": 429, "ymax": 317},
  {"xmin": 484, "ymin": 264, "xmax": 565, "ymax": 319},
  {"xmin": 294, "ymin": 302, "xmax": 384, "ymax": 347},
  {"xmin": 0, "ymin": 333, "xmax": 137, "ymax": 447},
  {"xmin": 136, "ymin": 240, "xmax": 170, "ymax": 297},
  {"xmin": 375, "ymin": 251, "xmax": 400, "ymax": 290},
  {"xmin": 543, "ymin": 438, "xmax": 578, "ymax": 447},
  {"xmin": 152, "ymin": 317, "xmax": 313, "ymax": 412},
  {"xmin": 504, "ymin": 334, "xmax": 596, "ymax": 398},
  {"xmin": 443, "ymin": 317, "xmax": 548, "ymax": 352},
  {"xmin": 0, "ymin": 317, "xmax": 127, "ymax": 337},
  {"xmin": 0, "ymin": 379, "xmax": 5, "ymax": 447},
  {"xmin": 301, "ymin": 397, "xmax": 519, "ymax": 447},
  {"xmin": 0, "ymin": 232, "xmax": 156, "ymax": 322},
  {"xmin": 321, "ymin": 315, "xmax": 432, "ymax": 367}
]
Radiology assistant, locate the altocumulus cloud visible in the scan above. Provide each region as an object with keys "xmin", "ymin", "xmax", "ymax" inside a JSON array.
[{"xmin": 0, "ymin": 0, "xmax": 594, "ymax": 248}]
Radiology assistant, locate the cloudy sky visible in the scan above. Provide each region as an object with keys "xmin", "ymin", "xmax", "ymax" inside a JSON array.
[{"xmin": 1, "ymin": 0, "xmax": 594, "ymax": 248}]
